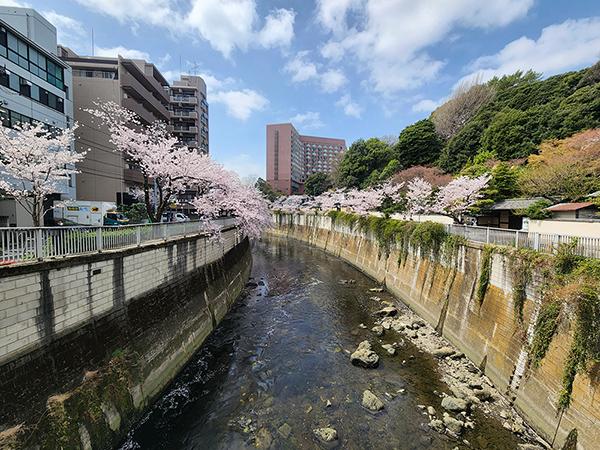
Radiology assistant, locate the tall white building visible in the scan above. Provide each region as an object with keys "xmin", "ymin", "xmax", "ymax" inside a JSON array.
[{"xmin": 0, "ymin": 6, "xmax": 74, "ymax": 226}]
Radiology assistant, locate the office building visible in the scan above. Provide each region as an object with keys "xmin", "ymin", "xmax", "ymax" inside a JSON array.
[
  {"xmin": 58, "ymin": 46, "xmax": 171, "ymax": 204},
  {"xmin": 170, "ymin": 75, "xmax": 209, "ymax": 153},
  {"xmin": 0, "ymin": 6, "xmax": 74, "ymax": 226},
  {"xmin": 266, "ymin": 123, "xmax": 346, "ymax": 195}
]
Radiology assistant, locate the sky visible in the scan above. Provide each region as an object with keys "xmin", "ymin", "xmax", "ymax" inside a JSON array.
[{"xmin": 3, "ymin": 0, "xmax": 600, "ymax": 179}]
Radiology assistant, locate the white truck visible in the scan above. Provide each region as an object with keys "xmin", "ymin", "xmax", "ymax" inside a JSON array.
[{"xmin": 53, "ymin": 201, "xmax": 120, "ymax": 226}]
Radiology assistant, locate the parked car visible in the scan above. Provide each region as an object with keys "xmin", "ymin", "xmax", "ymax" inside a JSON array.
[
  {"xmin": 161, "ymin": 212, "xmax": 190, "ymax": 223},
  {"xmin": 103, "ymin": 212, "xmax": 129, "ymax": 226}
]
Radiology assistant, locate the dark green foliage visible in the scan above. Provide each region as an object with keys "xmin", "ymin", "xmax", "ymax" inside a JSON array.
[
  {"xmin": 394, "ymin": 119, "xmax": 443, "ymax": 168},
  {"xmin": 304, "ymin": 172, "xmax": 333, "ymax": 196},
  {"xmin": 255, "ymin": 177, "xmax": 282, "ymax": 202},
  {"xmin": 529, "ymin": 300, "xmax": 562, "ymax": 369},
  {"xmin": 515, "ymin": 200, "xmax": 552, "ymax": 220},
  {"xmin": 336, "ymin": 138, "xmax": 394, "ymax": 188},
  {"xmin": 409, "ymin": 222, "xmax": 447, "ymax": 258},
  {"xmin": 554, "ymin": 239, "xmax": 582, "ymax": 276},
  {"xmin": 476, "ymin": 246, "xmax": 493, "ymax": 305},
  {"xmin": 438, "ymin": 65, "xmax": 600, "ymax": 172},
  {"xmin": 509, "ymin": 252, "xmax": 535, "ymax": 323},
  {"xmin": 576, "ymin": 61, "xmax": 600, "ymax": 89},
  {"xmin": 119, "ymin": 203, "xmax": 149, "ymax": 224}
]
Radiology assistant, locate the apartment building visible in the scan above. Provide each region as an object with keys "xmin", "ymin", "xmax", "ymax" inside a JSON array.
[
  {"xmin": 170, "ymin": 75, "xmax": 209, "ymax": 153},
  {"xmin": 58, "ymin": 46, "xmax": 171, "ymax": 204},
  {"xmin": 0, "ymin": 6, "xmax": 74, "ymax": 226},
  {"xmin": 266, "ymin": 123, "xmax": 346, "ymax": 195}
]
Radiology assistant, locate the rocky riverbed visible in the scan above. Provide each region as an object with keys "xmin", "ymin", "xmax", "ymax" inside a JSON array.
[{"xmin": 119, "ymin": 237, "xmax": 547, "ymax": 449}]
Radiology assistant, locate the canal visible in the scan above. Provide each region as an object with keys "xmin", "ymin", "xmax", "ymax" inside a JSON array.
[{"xmin": 119, "ymin": 237, "xmax": 533, "ymax": 449}]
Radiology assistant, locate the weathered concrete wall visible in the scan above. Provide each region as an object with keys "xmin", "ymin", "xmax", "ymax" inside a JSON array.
[
  {"xmin": 270, "ymin": 213, "xmax": 599, "ymax": 450},
  {"xmin": 0, "ymin": 227, "xmax": 251, "ymax": 448}
]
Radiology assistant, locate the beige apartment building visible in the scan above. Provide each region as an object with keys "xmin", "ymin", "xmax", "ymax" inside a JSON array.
[
  {"xmin": 170, "ymin": 75, "xmax": 209, "ymax": 154},
  {"xmin": 266, "ymin": 123, "xmax": 346, "ymax": 195},
  {"xmin": 59, "ymin": 46, "xmax": 171, "ymax": 204}
]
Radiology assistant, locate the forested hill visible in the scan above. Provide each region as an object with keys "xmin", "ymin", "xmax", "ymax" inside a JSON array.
[{"xmin": 335, "ymin": 62, "xmax": 600, "ymax": 190}]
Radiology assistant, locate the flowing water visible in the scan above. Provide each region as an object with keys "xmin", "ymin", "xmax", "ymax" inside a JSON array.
[{"xmin": 119, "ymin": 237, "xmax": 527, "ymax": 449}]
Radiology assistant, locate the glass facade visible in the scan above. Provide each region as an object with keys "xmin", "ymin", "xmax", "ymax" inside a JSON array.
[
  {"xmin": 0, "ymin": 68, "xmax": 64, "ymax": 113},
  {"xmin": 0, "ymin": 26, "xmax": 66, "ymax": 91}
]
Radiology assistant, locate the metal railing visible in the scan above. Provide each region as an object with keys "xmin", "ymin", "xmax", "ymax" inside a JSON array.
[
  {"xmin": 0, "ymin": 218, "xmax": 237, "ymax": 265},
  {"xmin": 446, "ymin": 224, "xmax": 600, "ymax": 259}
]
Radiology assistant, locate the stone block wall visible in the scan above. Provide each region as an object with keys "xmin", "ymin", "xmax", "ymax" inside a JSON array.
[
  {"xmin": 270, "ymin": 213, "xmax": 599, "ymax": 450},
  {"xmin": 0, "ymin": 228, "xmax": 252, "ymax": 449}
]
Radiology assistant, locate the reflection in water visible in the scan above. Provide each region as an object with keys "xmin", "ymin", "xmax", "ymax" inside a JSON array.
[{"xmin": 120, "ymin": 237, "xmax": 526, "ymax": 449}]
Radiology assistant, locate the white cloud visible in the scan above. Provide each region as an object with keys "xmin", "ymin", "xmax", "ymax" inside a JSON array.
[
  {"xmin": 95, "ymin": 46, "xmax": 150, "ymax": 60},
  {"xmin": 41, "ymin": 10, "xmax": 86, "ymax": 50},
  {"xmin": 212, "ymin": 89, "xmax": 268, "ymax": 120},
  {"xmin": 284, "ymin": 51, "xmax": 319, "ymax": 82},
  {"xmin": 336, "ymin": 94, "xmax": 362, "ymax": 118},
  {"xmin": 412, "ymin": 98, "xmax": 443, "ymax": 113},
  {"xmin": 198, "ymin": 72, "xmax": 236, "ymax": 95},
  {"xmin": 320, "ymin": 69, "xmax": 348, "ymax": 93},
  {"xmin": 458, "ymin": 17, "xmax": 600, "ymax": 86},
  {"xmin": 284, "ymin": 51, "xmax": 348, "ymax": 93},
  {"xmin": 257, "ymin": 8, "xmax": 296, "ymax": 49},
  {"xmin": 75, "ymin": 0, "xmax": 177, "ymax": 27},
  {"xmin": 289, "ymin": 111, "xmax": 324, "ymax": 130},
  {"xmin": 0, "ymin": 0, "xmax": 28, "ymax": 6},
  {"xmin": 316, "ymin": 0, "xmax": 534, "ymax": 95}
]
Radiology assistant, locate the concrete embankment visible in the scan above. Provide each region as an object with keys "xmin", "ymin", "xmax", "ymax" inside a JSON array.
[
  {"xmin": 0, "ymin": 227, "xmax": 251, "ymax": 449},
  {"xmin": 269, "ymin": 213, "xmax": 599, "ymax": 450}
]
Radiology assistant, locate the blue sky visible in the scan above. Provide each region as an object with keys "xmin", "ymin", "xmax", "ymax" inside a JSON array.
[{"xmin": 5, "ymin": 0, "xmax": 600, "ymax": 179}]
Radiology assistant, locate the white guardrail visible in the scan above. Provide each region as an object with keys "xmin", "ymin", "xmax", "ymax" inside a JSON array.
[
  {"xmin": 446, "ymin": 224, "xmax": 600, "ymax": 259},
  {"xmin": 0, "ymin": 218, "xmax": 238, "ymax": 266}
]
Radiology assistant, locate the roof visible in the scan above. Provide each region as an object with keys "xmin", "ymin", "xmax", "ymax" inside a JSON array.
[
  {"xmin": 490, "ymin": 197, "xmax": 547, "ymax": 210},
  {"xmin": 546, "ymin": 202, "xmax": 595, "ymax": 212}
]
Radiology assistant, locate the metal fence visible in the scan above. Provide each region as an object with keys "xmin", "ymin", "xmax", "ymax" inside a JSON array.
[
  {"xmin": 0, "ymin": 218, "xmax": 238, "ymax": 265},
  {"xmin": 446, "ymin": 224, "xmax": 600, "ymax": 259}
]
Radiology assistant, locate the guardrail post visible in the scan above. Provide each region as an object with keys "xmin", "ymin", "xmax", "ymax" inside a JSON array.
[
  {"xmin": 486, "ymin": 227, "xmax": 490, "ymax": 244},
  {"xmin": 96, "ymin": 227, "xmax": 103, "ymax": 252},
  {"xmin": 515, "ymin": 230, "xmax": 519, "ymax": 248},
  {"xmin": 163, "ymin": 223, "xmax": 167, "ymax": 241},
  {"xmin": 136, "ymin": 226, "xmax": 141, "ymax": 246},
  {"xmin": 35, "ymin": 228, "xmax": 43, "ymax": 260},
  {"xmin": 533, "ymin": 232, "xmax": 540, "ymax": 251}
]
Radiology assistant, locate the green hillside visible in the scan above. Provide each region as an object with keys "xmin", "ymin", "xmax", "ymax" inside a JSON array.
[{"xmin": 336, "ymin": 62, "xmax": 600, "ymax": 187}]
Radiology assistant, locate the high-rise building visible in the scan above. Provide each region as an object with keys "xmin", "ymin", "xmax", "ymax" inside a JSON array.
[
  {"xmin": 170, "ymin": 75, "xmax": 209, "ymax": 154},
  {"xmin": 266, "ymin": 123, "xmax": 346, "ymax": 195},
  {"xmin": 58, "ymin": 46, "xmax": 171, "ymax": 204},
  {"xmin": 0, "ymin": 6, "xmax": 74, "ymax": 226}
]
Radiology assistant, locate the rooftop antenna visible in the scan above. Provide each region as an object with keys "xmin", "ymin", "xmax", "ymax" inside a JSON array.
[{"xmin": 91, "ymin": 27, "xmax": 94, "ymax": 56}]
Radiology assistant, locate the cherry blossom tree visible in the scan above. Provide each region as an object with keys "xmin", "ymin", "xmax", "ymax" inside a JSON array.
[
  {"xmin": 87, "ymin": 102, "xmax": 220, "ymax": 222},
  {"xmin": 0, "ymin": 122, "xmax": 85, "ymax": 226},
  {"xmin": 406, "ymin": 175, "xmax": 490, "ymax": 222},
  {"xmin": 191, "ymin": 169, "xmax": 271, "ymax": 239}
]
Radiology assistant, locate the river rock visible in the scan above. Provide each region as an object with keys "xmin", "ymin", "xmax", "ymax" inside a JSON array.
[
  {"xmin": 359, "ymin": 323, "xmax": 367, "ymax": 329},
  {"xmin": 443, "ymin": 414, "xmax": 464, "ymax": 434},
  {"xmin": 381, "ymin": 344, "xmax": 396, "ymax": 355},
  {"xmin": 441, "ymin": 396, "xmax": 468, "ymax": 412},
  {"xmin": 518, "ymin": 445, "xmax": 545, "ymax": 450},
  {"xmin": 362, "ymin": 390, "xmax": 385, "ymax": 411},
  {"xmin": 427, "ymin": 406, "xmax": 436, "ymax": 416},
  {"xmin": 432, "ymin": 347, "xmax": 455, "ymax": 358},
  {"xmin": 255, "ymin": 428, "xmax": 273, "ymax": 449},
  {"xmin": 411, "ymin": 319, "xmax": 426, "ymax": 328},
  {"xmin": 374, "ymin": 306, "xmax": 398, "ymax": 317},
  {"xmin": 429, "ymin": 419, "xmax": 445, "ymax": 433},
  {"xmin": 369, "ymin": 287, "xmax": 384, "ymax": 293},
  {"xmin": 371, "ymin": 325, "xmax": 384, "ymax": 336},
  {"xmin": 350, "ymin": 341, "xmax": 379, "ymax": 368},
  {"xmin": 313, "ymin": 427, "xmax": 338, "ymax": 442}
]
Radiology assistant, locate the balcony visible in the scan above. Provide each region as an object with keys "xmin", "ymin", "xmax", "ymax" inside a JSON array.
[
  {"xmin": 173, "ymin": 126, "xmax": 198, "ymax": 134},
  {"xmin": 120, "ymin": 70, "xmax": 170, "ymax": 122},
  {"xmin": 170, "ymin": 95, "xmax": 198, "ymax": 104},
  {"xmin": 170, "ymin": 110, "xmax": 198, "ymax": 119}
]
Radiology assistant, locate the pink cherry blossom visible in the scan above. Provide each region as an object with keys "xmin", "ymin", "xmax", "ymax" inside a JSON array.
[{"xmin": 0, "ymin": 122, "xmax": 85, "ymax": 226}]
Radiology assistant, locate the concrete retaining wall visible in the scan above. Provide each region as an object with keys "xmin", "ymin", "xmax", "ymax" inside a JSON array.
[
  {"xmin": 270, "ymin": 213, "xmax": 599, "ymax": 450},
  {"xmin": 0, "ymin": 227, "xmax": 252, "ymax": 448}
]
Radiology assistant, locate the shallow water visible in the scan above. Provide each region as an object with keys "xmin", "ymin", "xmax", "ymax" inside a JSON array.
[{"xmin": 119, "ymin": 237, "xmax": 526, "ymax": 449}]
